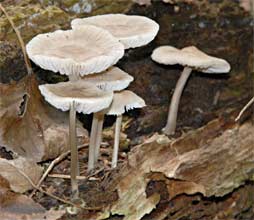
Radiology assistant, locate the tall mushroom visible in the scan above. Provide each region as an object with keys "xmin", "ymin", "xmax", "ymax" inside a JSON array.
[
  {"xmin": 26, "ymin": 26, "xmax": 124, "ymax": 198},
  {"xmin": 82, "ymin": 66, "xmax": 134, "ymax": 170},
  {"xmin": 26, "ymin": 25, "xmax": 124, "ymax": 80},
  {"xmin": 100, "ymin": 90, "xmax": 145, "ymax": 168},
  {"xmin": 151, "ymin": 46, "xmax": 231, "ymax": 135},
  {"xmin": 71, "ymin": 14, "xmax": 159, "ymax": 49},
  {"xmin": 39, "ymin": 81, "xmax": 113, "ymax": 198}
]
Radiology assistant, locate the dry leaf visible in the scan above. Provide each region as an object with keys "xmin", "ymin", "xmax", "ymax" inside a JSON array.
[
  {"xmin": 0, "ymin": 157, "xmax": 43, "ymax": 193},
  {"xmin": 0, "ymin": 75, "xmax": 88, "ymax": 162},
  {"xmin": 0, "ymin": 176, "xmax": 64, "ymax": 220}
]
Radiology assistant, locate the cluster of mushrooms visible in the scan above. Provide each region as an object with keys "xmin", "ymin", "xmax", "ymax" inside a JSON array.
[{"xmin": 26, "ymin": 13, "xmax": 230, "ymax": 199}]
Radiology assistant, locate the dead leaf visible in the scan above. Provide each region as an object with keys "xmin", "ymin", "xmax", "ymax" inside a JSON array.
[
  {"xmin": 0, "ymin": 176, "xmax": 65, "ymax": 220},
  {"xmin": 0, "ymin": 75, "xmax": 88, "ymax": 162},
  {"xmin": 0, "ymin": 157, "xmax": 43, "ymax": 193}
]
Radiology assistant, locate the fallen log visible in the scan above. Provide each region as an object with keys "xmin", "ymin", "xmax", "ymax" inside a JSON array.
[{"xmin": 83, "ymin": 114, "xmax": 254, "ymax": 220}]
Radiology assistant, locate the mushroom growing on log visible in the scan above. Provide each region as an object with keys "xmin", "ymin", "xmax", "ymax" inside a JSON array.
[{"xmin": 151, "ymin": 46, "xmax": 231, "ymax": 135}]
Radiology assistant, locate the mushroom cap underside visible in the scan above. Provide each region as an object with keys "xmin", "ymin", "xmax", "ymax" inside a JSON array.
[
  {"xmin": 106, "ymin": 90, "xmax": 146, "ymax": 115},
  {"xmin": 39, "ymin": 81, "xmax": 113, "ymax": 114},
  {"xmin": 81, "ymin": 66, "xmax": 134, "ymax": 91},
  {"xmin": 26, "ymin": 25, "xmax": 124, "ymax": 76}
]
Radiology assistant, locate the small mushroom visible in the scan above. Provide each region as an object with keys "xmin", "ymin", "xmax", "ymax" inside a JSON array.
[
  {"xmin": 26, "ymin": 25, "xmax": 124, "ymax": 80},
  {"xmin": 26, "ymin": 26, "xmax": 124, "ymax": 182},
  {"xmin": 95, "ymin": 90, "xmax": 146, "ymax": 168},
  {"xmin": 82, "ymin": 66, "xmax": 134, "ymax": 91},
  {"xmin": 151, "ymin": 46, "xmax": 231, "ymax": 135},
  {"xmin": 39, "ymin": 81, "xmax": 113, "ymax": 198},
  {"xmin": 71, "ymin": 14, "xmax": 159, "ymax": 49},
  {"xmin": 83, "ymin": 67, "xmax": 134, "ymax": 171}
]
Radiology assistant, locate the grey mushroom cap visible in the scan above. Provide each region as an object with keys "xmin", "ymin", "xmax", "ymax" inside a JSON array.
[
  {"xmin": 151, "ymin": 46, "xmax": 231, "ymax": 73},
  {"xmin": 106, "ymin": 90, "xmax": 146, "ymax": 116},
  {"xmin": 26, "ymin": 25, "xmax": 124, "ymax": 77},
  {"xmin": 71, "ymin": 14, "xmax": 159, "ymax": 49},
  {"xmin": 81, "ymin": 67, "xmax": 134, "ymax": 91},
  {"xmin": 39, "ymin": 81, "xmax": 113, "ymax": 114}
]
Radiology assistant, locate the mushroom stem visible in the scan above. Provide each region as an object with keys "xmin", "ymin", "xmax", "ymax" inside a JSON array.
[
  {"xmin": 163, "ymin": 66, "xmax": 192, "ymax": 135},
  {"xmin": 68, "ymin": 74, "xmax": 81, "ymax": 81},
  {"xmin": 88, "ymin": 113, "xmax": 99, "ymax": 172},
  {"xmin": 94, "ymin": 113, "xmax": 105, "ymax": 163},
  {"xmin": 112, "ymin": 115, "xmax": 123, "ymax": 168},
  {"xmin": 69, "ymin": 100, "xmax": 79, "ymax": 199}
]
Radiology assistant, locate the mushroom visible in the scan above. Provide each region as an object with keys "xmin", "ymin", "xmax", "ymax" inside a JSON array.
[
  {"xmin": 71, "ymin": 14, "xmax": 159, "ymax": 49},
  {"xmin": 96, "ymin": 90, "xmax": 146, "ymax": 168},
  {"xmin": 26, "ymin": 25, "xmax": 124, "ymax": 81},
  {"xmin": 82, "ymin": 66, "xmax": 134, "ymax": 91},
  {"xmin": 83, "ymin": 67, "xmax": 134, "ymax": 171},
  {"xmin": 39, "ymin": 81, "xmax": 113, "ymax": 198},
  {"xmin": 26, "ymin": 26, "xmax": 124, "ymax": 188},
  {"xmin": 151, "ymin": 46, "xmax": 231, "ymax": 135}
]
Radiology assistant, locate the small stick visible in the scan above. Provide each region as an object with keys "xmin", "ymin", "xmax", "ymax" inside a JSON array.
[
  {"xmin": 0, "ymin": 3, "xmax": 33, "ymax": 75},
  {"xmin": 30, "ymin": 143, "xmax": 88, "ymax": 198},
  {"xmin": 13, "ymin": 165, "xmax": 81, "ymax": 208},
  {"xmin": 30, "ymin": 142, "xmax": 109, "ymax": 198},
  {"xmin": 48, "ymin": 174, "xmax": 88, "ymax": 180},
  {"xmin": 235, "ymin": 97, "xmax": 254, "ymax": 121},
  {"xmin": 18, "ymin": 168, "xmax": 102, "ymax": 210},
  {"xmin": 48, "ymin": 167, "xmax": 104, "ymax": 180}
]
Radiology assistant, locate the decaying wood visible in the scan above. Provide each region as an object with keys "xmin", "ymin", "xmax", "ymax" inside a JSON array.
[{"xmin": 87, "ymin": 116, "xmax": 254, "ymax": 220}]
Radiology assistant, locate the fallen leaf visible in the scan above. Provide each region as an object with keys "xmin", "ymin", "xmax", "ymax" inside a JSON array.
[
  {"xmin": 0, "ymin": 157, "xmax": 43, "ymax": 193},
  {"xmin": 0, "ymin": 176, "xmax": 65, "ymax": 220},
  {"xmin": 0, "ymin": 75, "xmax": 88, "ymax": 162}
]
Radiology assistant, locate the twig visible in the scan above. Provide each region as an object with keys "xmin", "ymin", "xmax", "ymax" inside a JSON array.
[
  {"xmin": 48, "ymin": 174, "xmax": 88, "ymax": 180},
  {"xmin": 15, "ymin": 167, "xmax": 102, "ymax": 210},
  {"xmin": 30, "ymin": 143, "xmax": 89, "ymax": 198},
  {"xmin": 30, "ymin": 142, "xmax": 108, "ymax": 198},
  {"xmin": 235, "ymin": 97, "xmax": 254, "ymax": 121},
  {"xmin": 48, "ymin": 167, "xmax": 105, "ymax": 180},
  {"xmin": 0, "ymin": 3, "xmax": 33, "ymax": 75}
]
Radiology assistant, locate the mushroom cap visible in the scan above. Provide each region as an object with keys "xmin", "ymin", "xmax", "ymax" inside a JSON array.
[
  {"xmin": 151, "ymin": 46, "xmax": 231, "ymax": 73},
  {"xmin": 106, "ymin": 90, "xmax": 146, "ymax": 115},
  {"xmin": 81, "ymin": 67, "xmax": 134, "ymax": 91},
  {"xmin": 71, "ymin": 14, "xmax": 159, "ymax": 49},
  {"xmin": 26, "ymin": 25, "xmax": 124, "ymax": 76},
  {"xmin": 39, "ymin": 81, "xmax": 113, "ymax": 114}
]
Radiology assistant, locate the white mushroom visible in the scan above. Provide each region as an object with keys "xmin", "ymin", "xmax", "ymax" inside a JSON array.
[
  {"xmin": 26, "ymin": 25, "xmax": 124, "ymax": 80},
  {"xmin": 95, "ymin": 90, "xmax": 146, "ymax": 168},
  {"xmin": 71, "ymin": 14, "xmax": 159, "ymax": 49},
  {"xmin": 26, "ymin": 26, "xmax": 124, "ymax": 181},
  {"xmin": 39, "ymin": 81, "xmax": 113, "ymax": 198},
  {"xmin": 82, "ymin": 67, "xmax": 134, "ymax": 170},
  {"xmin": 82, "ymin": 66, "xmax": 134, "ymax": 91},
  {"xmin": 151, "ymin": 45, "xmax": 231, "ymax": 135}
]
